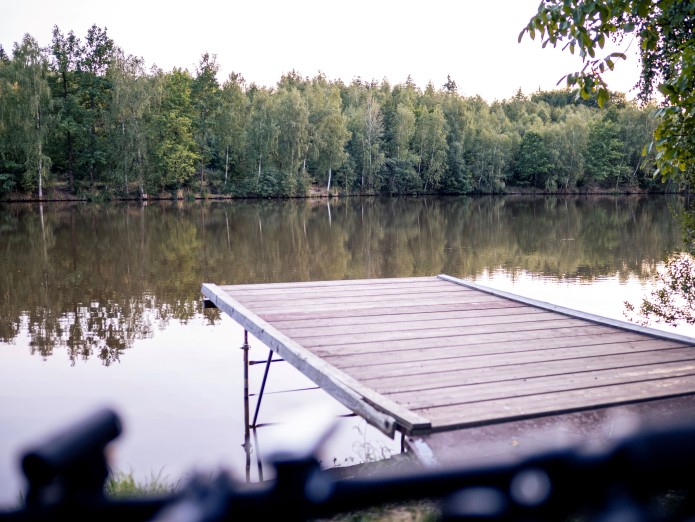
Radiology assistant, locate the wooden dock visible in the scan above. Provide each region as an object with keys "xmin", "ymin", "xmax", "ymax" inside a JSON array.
[{"xmin": 201, "ymin": 275, "xmax": 695, "ymax": 439}]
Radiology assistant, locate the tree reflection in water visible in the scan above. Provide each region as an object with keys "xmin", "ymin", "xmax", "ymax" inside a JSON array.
[
  {"xmin": 625, "ymin": 205, "xmax": 695, "ymax": 327},
  {"xmin": 0, "ymin": 195, "xmax": 687, "ymax": 363}
]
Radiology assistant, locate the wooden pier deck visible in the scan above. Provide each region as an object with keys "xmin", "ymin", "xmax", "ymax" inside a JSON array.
[{"xmin": 202, "ymin": 275, "xmax": 695, "ymax": 438}]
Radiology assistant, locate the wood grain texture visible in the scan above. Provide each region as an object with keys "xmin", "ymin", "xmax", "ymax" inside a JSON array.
[{"xmin": 418, "ymin": 376, "xmax": 695, "ymax": 430}]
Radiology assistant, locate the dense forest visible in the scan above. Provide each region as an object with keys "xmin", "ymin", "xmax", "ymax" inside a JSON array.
[{"xmin": 0, "ymin": 25, "xmax": 687, "ymax": 200}]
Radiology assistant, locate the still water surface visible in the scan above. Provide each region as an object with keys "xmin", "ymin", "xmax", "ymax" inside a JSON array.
[{"xmin": 0, "ymin": 195, "xmax": 692, "ymax": 506}]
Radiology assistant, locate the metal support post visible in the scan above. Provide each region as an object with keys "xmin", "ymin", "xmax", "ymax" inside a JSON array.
[
  {"xmin": 252, "ymin": 349, "xmax": 274, "ymax": 428},
  {"xmin": 252, "ymin": 428, "xmax": 264, "ymax": 482},
  {"xmin": 241, "ymin": 330, "xmax": 251, "ymax": 482}
]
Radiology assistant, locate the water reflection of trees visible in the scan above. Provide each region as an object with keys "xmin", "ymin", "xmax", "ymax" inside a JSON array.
[{"xmin": 0, "ymin": 196, "xmax": 685, "ymax": 361}]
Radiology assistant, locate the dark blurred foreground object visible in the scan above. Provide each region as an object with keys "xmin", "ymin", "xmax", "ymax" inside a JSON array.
[
  {"xmin": 21, "ymin": 409, "xmax": 121, "ymax": 506},
  {"xmin": 3, "ymin": 408, "xmax": 695, "ymax": 521}
]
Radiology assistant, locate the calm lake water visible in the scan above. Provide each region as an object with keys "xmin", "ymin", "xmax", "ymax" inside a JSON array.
[{"xmin": 1, "ymin": 195, "xmax": 693, "ymax": 506}]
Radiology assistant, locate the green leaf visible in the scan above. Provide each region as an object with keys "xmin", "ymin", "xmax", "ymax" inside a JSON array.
[
  {"xmin": 597, "ymin": 88, "xmax": 609, "ymax": 108},
  {"xmin": 658, "ymin": 84, "xmax": 677, "ymax": 97},
  {"xmin": 581, "ymin": 33, "xmax": 593, "ymax": 49}
]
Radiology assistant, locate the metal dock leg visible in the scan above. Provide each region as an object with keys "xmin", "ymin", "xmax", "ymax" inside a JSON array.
[
  {"xmin": 252, "ymin": 349, "xmax": 274, "ymax": 428},
  {"xmin": 241, "ymin": 330, "xmax": 251, "ymax": 481}
]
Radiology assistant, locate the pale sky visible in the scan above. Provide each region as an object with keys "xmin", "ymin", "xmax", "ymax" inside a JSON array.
[{"xmin": 1, "ymin": 0, "xmax": 641, "ymax": 101}]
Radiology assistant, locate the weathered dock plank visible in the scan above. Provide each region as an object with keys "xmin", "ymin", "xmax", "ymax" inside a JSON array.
[
  {"xmin": 268, "ymin": 306, "xmax": 542, "ymax": 329},
  {"xmin": 224, "ymin": 282, "xmax": 468, "ymax": 302},
  {"xmin": 276, "ymin": 310, "xmax": 557, "ymax": 338},
  {"xmin": 240, "ymin": 293, "xmax": 507, "ymax": 315},
  {"xmin": 278, "ymin": 311, "xmax": 567, "ymax": 338},
  {"xmin": 377, "ymin": 353, "xmax": 695, "ymax": 397},
  {"xmin": 292, "ymin": 318, "xmax": 598, "ymax": 347},
  {"xmin": 308, "ymin": 325, "xmax": 632, "ymax": 357},
  {"xmin": 338, "ymin": 339, "xmax": 688, "ymax": 378},
  {"xmin": 418, "ymin": 375, "xmax": 695, "ymax": 430},
  {"xmin": 219, "ymin": 276, "xmax": 434, "ymax": 292},
  {"xmin": 260, "ymin": 300, "xmax": 528, "ymax": 323}
]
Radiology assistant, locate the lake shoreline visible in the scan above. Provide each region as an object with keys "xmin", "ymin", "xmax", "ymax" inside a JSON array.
[{"xmin": 1, "ymin": 184, "xmax": 690, "ymax": 204}]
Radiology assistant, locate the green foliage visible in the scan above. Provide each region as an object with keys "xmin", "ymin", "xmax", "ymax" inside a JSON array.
[
  {"xmin": 584, "ymin": 110, "xmax": 631, "ymax": 186},
  {"xmin": 439, "ymin": 95, "xmax": 473, "ymax": 194},
  {"xmin": 515, "ymin": 131, "xmax": 553, "ymax": 188},
  {"xmin": 274, "ymin": 86, "xmax": 310, "ymax": 195},
  {"xmin": 105, "ymin": 470, "xmax": 178, "ymax": 498},
  {"xmin": 49, "ymin": 26, "xmax": 82, "ymax": 192},
  {"xmin": 106, "ymin": 53, "xmax": 152, "ymax": 195},
  {"xmin": 152, "ymin": 69, "xmax": 199, "ymax": 189},
  {"xmin": 625, "ymin": 253, "xmax": 695, "ymax": 325},
  {"xmin": 246, "ymin": 87, "xmax": 277, "ymax": 187},
  {"xmin": 385, "ymin": 156, "xmax": 421, "ymax": 194},
  {"xmin": 625, "ymin": 205, "xmax": 695, "ymax": 326},
  {"xmin": 345, "ymin": 87, "xmax": 386, "ymax": 193},
  {"xmin": 2, "ymin": 34, "xmax": 53, "ymax": 197},
  {"xmin": 215, "ymin": 72, "xmax": 249, "ymax": 189},
  {"xmin": 521, "ymin": 0, "xmax": 695, "ymax": 187},
  {"xmin": 306, "ymin": 78, "xmax": 350, "ymax": 193},
  {"xmin": 413, "ymin": 105, "xmax": 447, "ymax": 191},
  {"xmin": 192, "ymin": 53, "xmax": 221, "ymax": 193},
  {"xmin": 78, "ymin": 25, "xmax": 115, "ymax": 186},
  {"xmin": 0, "ymin": 172, "xmax": 17, "ymax": 194},
  {"xmin": 0, "ymin": 24, "xmax": 676, "ymax": 200}
]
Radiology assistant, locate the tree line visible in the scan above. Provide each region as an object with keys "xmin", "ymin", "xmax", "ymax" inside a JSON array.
[{"xmin": 0, "ymin": 25, "xmax": 684, "ymax": 200}]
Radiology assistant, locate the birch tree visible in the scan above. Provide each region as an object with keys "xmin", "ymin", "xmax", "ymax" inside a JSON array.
[
  {"xmin": 246, "ymin": 87, "xmax": 277, "ymax": 194},
  {"xmin": 107, "ymin": 52, "xmax": 151, "ymax": 196},
  {"xmin": 0, "ymin": 46, "xmax": 18, "ymax": 195},
  {"xmin": 216, "ymin": 72, "xmax": 249, "ymax": 189},
  {"xmin": 273, "ymin": 86, "xmax": 309, "ymax": 195},
  {"xmin": 10, "ymin": 35, "xmax": 53, "ymax": 197},
  {"xmin": 361, "ymin": 93, "xmax": 385, "ymax": 193},
  {"xmin": 346, "ymin": 88, "xmax": 385, "ymax": 194},
  {"xmin": 306, "ymin": 78, "xmax": 349, "ymax": 194},
  {"xmin": 413, "ymin": 105, "xmax": 447, "ymax": 191},
  {"xmin": 385, "ymin": 103, "xmax": 419, "ymax": 193}
]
